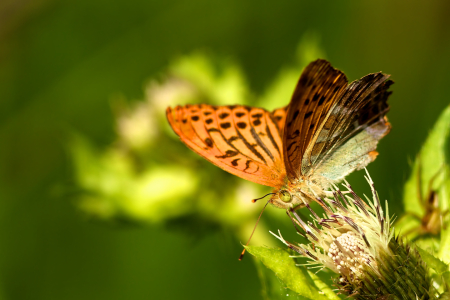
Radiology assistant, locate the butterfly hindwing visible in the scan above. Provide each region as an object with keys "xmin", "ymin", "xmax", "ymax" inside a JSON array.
[
  {"xmin": 283, "ymin": 60, "xmax": 348, "ymax": 181},
  {"xmin": 313, "ymin": 117, "xmax": 390, "ymax": 184},
  {"xmin": 166, "ymin": 104, "xmax": 286, "ymax": 188}
]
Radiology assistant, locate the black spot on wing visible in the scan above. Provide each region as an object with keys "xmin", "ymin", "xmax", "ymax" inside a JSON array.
[
  {"xmin": 205, "ymin": 118, "xmax": 213, "ymax": 124},
  {"xmin": 312, "ymin": 93, "xmax": 320, "ymax": 101},
  {"xmin": 228, "ymin": 136, "xmax": 239, "ymax": 143},
  {"xmin": 243, "ymin": 160, "xmax": 260, "ymax": 173},
  {"xmin": 304, "ymin": 111, "xmax": 313, "ymax": 119},
  {"xmin": 205, "ymin": 138, "xmax": 213, "ymax": 148},
  {"xmin": 287, "ymin": 110, "xmax": 300, "ymax": 127},
  {"xmin": 253, "ymin": 119, "xmax": 261, "ymax": 126},
  {"xmin": 237, "ymin": 122, "xmax": 247, "ymax": 129},
  {"xmin": 191, "ymin": 116, "xmax": 199, "ymax": 121},
  {"xmin": 220, "ymin": 122, "xmax": 231, "ymax": 129},
  {"xmin": 235, "ymin": 112, "xmax": 245, "ymax": 118},
  {"xmin": 215, "ymin": 150, "xmax": 239, "ymax": 159},
  {"xmin": 219, "ymin": 113, "xmax": 229, "ymax": 119},
  {"xmin": 231, "ymin": 158, "xmax": 240, "ymax": 166},
  {"xmin": 318, "ymin": 96, "xmax": 326, "ymax": 106},
  {"xmin": 289, "ymin": 129, "xmax": 300, "ymax": 139}
]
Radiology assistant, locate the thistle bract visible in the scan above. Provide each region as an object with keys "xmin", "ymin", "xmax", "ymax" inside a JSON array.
[{"xmin": 272, "ymin": 171, "xmax": 432, "ymax": 299}]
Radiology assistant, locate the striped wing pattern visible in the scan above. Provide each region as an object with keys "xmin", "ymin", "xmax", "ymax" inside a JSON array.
[
  {"xmin": 283, "ymin": 60, "xmax": 348, "ymax": 182},
  {"xmin": 166, "ymin": 104, "xmax": 286, "ymax": 188},
  {"xmin": 303, "ymin": 72, "xmax": 392, "ymax": 176}
]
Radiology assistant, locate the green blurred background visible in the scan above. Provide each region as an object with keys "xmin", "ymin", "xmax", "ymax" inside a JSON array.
[{"xmin": 1, "ymin": 1, "xmax": 450, "ymax": 299}]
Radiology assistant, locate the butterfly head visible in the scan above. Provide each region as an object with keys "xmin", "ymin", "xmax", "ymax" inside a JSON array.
[{"xmin": 270, "ymin": 188, "xmax": 305, "ymax": 210}]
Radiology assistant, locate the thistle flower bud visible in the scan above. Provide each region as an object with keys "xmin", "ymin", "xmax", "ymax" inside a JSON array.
[{"xmin": 272, "ymin": 171, "xmax": 432, "ymax": 299}]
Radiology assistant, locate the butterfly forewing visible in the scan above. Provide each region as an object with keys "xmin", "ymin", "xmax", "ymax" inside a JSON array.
[
  {"xmin": 283, "ymin": 60, "xmax": 348, "ymax": 181},
  {"xmin": 304, "ymin": 73, "xmax": 392, "ymax": 177},
  {"xmin": 271, "ymin": 106, "xmax": 288, "ymax": 134},
  {"xmin": 166, "ymin": 104, "xmax": 286, "ymax": 188}
]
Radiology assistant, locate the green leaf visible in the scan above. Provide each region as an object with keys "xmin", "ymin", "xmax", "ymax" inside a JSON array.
[
  {"xmin": 416, "ymin": 246, "xmax": 449, "ymax": 275},
  {"xmin": 442, "ymin": 271, "xmax": 450, "ymax": 288},
  {"xmin": 253, "ymin": 257, "xmax": 310, "ymax": 300},
  {"xmin": 307, "ymin": 271, "xmax": 340, "ymax": 300},
  {"xmin": 398, "ymin": 106, "xmax": 450, "ymax": 243},
  {"xmin": 440, "ymin": 169, "xmax": 450, "ymax": 263},
  {"xmin": 245, "ymin": 246, "xmax": 333, "ymax": 300},
  {"xmin": 416, "ymin": 246, "xmax": 450, "ymax": 294}
]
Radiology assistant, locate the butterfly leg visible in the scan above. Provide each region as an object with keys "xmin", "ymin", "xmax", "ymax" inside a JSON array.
[
  {"xmin": 416, "ymin": 155, "xmax": 444, "ymax": 209},
  {"xmin": 399, "ymin": 156, "xmax": 446, "ymax": 237},
  {"xmin": 286, "ymin": 210, "xmax": 307, "ymax": 238}
]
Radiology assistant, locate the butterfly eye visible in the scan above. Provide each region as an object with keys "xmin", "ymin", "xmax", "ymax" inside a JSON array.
[{"xmin": 280, "ymin": 190, "xmax": 292, "ymax": 203}]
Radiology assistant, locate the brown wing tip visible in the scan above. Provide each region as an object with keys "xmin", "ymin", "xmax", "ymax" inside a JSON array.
[
  {"xmin": 166, "ymin": 106, "xmax": 175, "ymax": 123},
  {"xmin": 166, "ymin": 106, "xmax": 183, "ymax": 137}
]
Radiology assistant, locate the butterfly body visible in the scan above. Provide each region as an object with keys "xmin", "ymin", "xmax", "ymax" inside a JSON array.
[
  {"xmin": 167, "ymin": 59, "xmax": 393, "ymax": 211},
  {"xmin": 269, "ymin": 175, "xmax": 325, "ymax": 210}
]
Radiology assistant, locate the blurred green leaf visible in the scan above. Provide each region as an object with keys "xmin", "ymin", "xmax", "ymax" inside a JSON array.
[
  {"xmin": 245, "ymin": 246, "xmax": 334, "ymax": 300},
  {"xmin": 169, "ymin": 53, "xmax": 250, "ymax": 106},
  {"xmin": 258, "ymin": 31, "xmax": 325, "ymax": 111},
  {"xmin": 69, "ymin": 133, "xmax": 198, "ymax": 222}
]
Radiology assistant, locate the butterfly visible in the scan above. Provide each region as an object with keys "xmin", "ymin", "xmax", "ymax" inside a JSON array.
[{"xmin": 166, "ymin": 59, "xmax": 393, "ymax": 212}]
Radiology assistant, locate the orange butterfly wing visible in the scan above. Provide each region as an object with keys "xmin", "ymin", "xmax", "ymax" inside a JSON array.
[
  {"xmin": 283, "ymin": 59, "xmax": 348, "ymax": 181},
  {"xmin": 166, "ymin": 104, "xmax": 286, "ymax": 188},
  {"xmin": 271, "ymin": 106, "xmax": 288, "ymax": 135}
]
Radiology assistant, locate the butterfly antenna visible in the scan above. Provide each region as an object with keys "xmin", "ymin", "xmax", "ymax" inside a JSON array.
[
  {"xmin": 252, "ymin": 192, "xmax": 276, "ymax": 203},
  {"xmin": 239, "ymin": 199, "xmax": 271, "ymax": 261}
]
